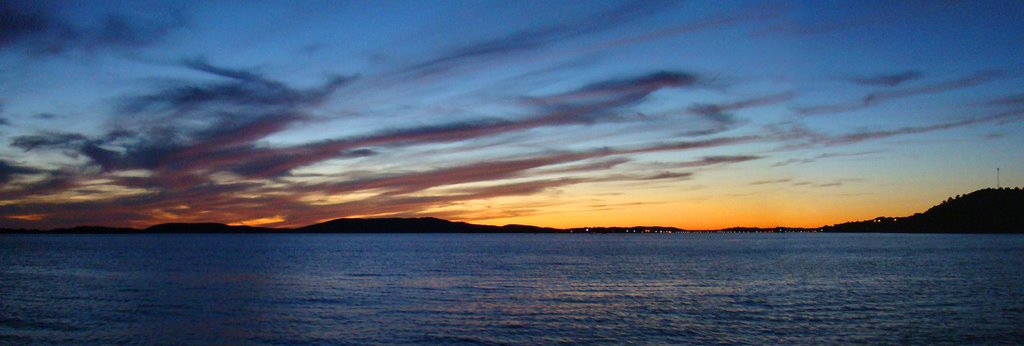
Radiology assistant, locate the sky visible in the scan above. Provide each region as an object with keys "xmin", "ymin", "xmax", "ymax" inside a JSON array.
[{"xmin": 1, "ymin": 0, "xmax": 1022, "ymax": 230}]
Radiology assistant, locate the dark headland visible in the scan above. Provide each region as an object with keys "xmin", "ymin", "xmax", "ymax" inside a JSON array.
[
  {"xmin": 2, "ymin": 188, "xmax": 1021, "ymax": 234},
  {"xmin": 823, "ymin": 187, "xmax": 1023, "ymax": 233}
]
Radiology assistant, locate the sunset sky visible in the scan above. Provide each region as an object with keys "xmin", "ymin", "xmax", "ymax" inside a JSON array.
[{"xmin": 1, "ymin": 0, "xmax": 1022, "ymax": 229}]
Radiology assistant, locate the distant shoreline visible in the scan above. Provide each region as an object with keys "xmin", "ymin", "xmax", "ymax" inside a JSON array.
[
  {"xmin": 0, "ymin": 218, "xmax": 821, "ymax": 234},
  {"xmin": 4, "ymin": 188, "xmax": 1021, "ymax": 234}
]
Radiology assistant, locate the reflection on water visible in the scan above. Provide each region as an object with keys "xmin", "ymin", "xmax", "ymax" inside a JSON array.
[{"xmin": 2, "ymin": 233, "xmax": 1023, "ymax": 344}]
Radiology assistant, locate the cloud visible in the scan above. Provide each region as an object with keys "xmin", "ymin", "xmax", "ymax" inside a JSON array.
[
  {"xmin": 312, "ymin": 151, "xmax": 604, "ymax": 196},
  {"xmin": 0, "ymin": 1, "xmax": 186, "ymax": 56},
  {"xmin": 399, "ymin": 0, "xmax": 674, "ymax": 77},
  {"xmin": 826, "ymin": 109, "xmax": 1021, "ymax": 145},
  {"xmin": 684, "ymin": 92, "xmax": 794, "ymax": 134},
  {"xmin": 0, "ymin": 160, "xmax": 39, "ymax": 185},
  {"xmin": 121, "ymin": 59, "xmax": 354, "ymax": 116},
  {"xmin": 536, "ymin": 71, "xmax": 700, "ymax": 108},
  {"xmin": 848, "ymin": 71, "xmax": 923, "ymax": 87},
  {"xmin": 305, "ymin": 136, "xmax": 754, "ymax": 196},
  {"xmin": 452, "ymin": 178, "xmax": 588, "ymax": 200},
  {"xmin": 749, "ymin": 178, "xmax": 792, "ymax": 185},
  {"xmin": 754, "ymin": 2, "xmax": 949, "ymax": 38},
  {"xmin": 164, "ymin": 70, "xmax": 702, "ymax": 178},
  {"xmin": 985, "ymin": 94, "xmax": 1024, "ymax": 106},
  {"xmin": 9, "ymin": 60, "xmax": 355, "ymax": 177},
  {"xmin": 774, "ymin": 108, "xmax": 1024, "ymax": 150},
  {"xmin": 536, "ymin": 158, "xmax": 631, "ymax": 175},
  {"xmin": 633, "ymin": 171, "xmax": 693, "ymax": 181},
  {"xmin": 796, "ymin": 70, "xmax": 1004, "ymax": 115},
  {"xmin": 14, "ymin": 67, "xmax": 705, "ymax": 186},
  {"xmin": 0, "ymin": 133, "xmax": 755, "ymax": 228},
  {"xmin": 770, "ymin": 151, "xmax": 879, "ymax": 167},
  {"xmin": 684, "ymin": 155, "xmax": 761, "ymax": 167},
  {"xmin": 11, "ymin": 132, "xmax": 88, "ymax": 151},
  {"xmin": 32, "ymin": 113, "xmax": 59, "ymax": 120}
]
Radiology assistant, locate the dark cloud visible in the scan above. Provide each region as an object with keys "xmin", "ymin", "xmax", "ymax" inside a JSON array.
[
  {"xmin": 0, "ymin": 117, "xmax": 8, "ymax": 126},
  {"xmin": 826, "ymin": 109, "xmax": 1019, "ymax": 145},
  {"xmin": 12, "ymin": 60, "xmax": 356, "ymax": 175},
  {"xmin": 121, "ymin": 59, "xmax": 354, "ymax": 116},
  {"xmin": 32, "ymin": 113, "xmax": 59, "ymax": 120},
  {"xmin": 537, "ymin": 158, "xmax": 631, "ymax": 175},
  {"xmin": 454, "ymin": 178, "xmax": 587, "ymax": 199},
  {"xmin": 759, "ymin": 16, "xmax": 885, "ymax": 37},
  {"xmin": 684, "ymin": 92, "xmax": 794, "ymax": 134},
  {"xmin": 797, "ymin": 70, "xmax": 1004, "ymax": 115},
  {"xmin": 770, "ymin": 151, "xmax": 879, "ymax": 167},
  {"xmin": 622, "ymin": 136, "xmax": 760, "ymax": 155},
  {"xmin": 755, "ymin": 2, "xmax": 944, "ymax": 37},
  {"xmin": 0, "ymin": 1, "xmax": 186, "ymax": 56},
  {"xmin": 749, "ymin": 178, "xmax": 792, "ymax": 185},
  {"xmin": 986, "ymin": 94, "xmax": 1024, "ymax": 106},
  {"xmin": 154, "ymin": 69, "xmax": 703, "ymax": 179},
  {"xmin": 401, "ymin": 1, "xmax": 674, "ymax": 77},
  {"xmin": 311, "ymin": 152, "xmax": 603, "ymax": 196},
  {"xmin": 679, "ymin": 155, "xmax": 762, "ymax": 167},
  {"xmin": 848, "ymin": 71, "xmax": 923, "ymax": 87},
  {"xmin": 0, "ymin": 160, "xmax": 39, "ymax": 185},
  {"xmin": 634, "ymin": 171, "xmax": 693, "ymax": 181},
  {"xmin": 804, "ymin": 178, "xmax": 863, "ymax": 188},
  {"xmin": 689, "ymin": 92, "xmax": 794, "ymax": 117},
  {"xmin": 537, "ymin": 71, "xmax": 700, "ymax": 109},
  {"xmin": 640, "ymin": 155, "xmax": 761, "ymax": 170},
  {"xmin": 11, "ymin": 132, "xmax": 88, "ymax": 151},
  {"xmin": 0, "ymin": 134, "xmax": 756, "ymax": 229},
  {"xmin": 774, "ymin": 108, "xmax": 1024, "ymax": 150},
  {"xmin": 304, "ymin": 136, "xmax": 754, "ymax": 197},
  {"xmin": 0, "ymin": 2, "xmax": 53, "ymax": 48}
]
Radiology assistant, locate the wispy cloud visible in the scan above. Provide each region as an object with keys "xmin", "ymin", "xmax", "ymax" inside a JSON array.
[
  {"xmin": 985, "ymin": 94, "xmax": 1024, "ymax": 106},
  {"xmin": 771, "ymin": 151, "xmax": 880, "ymax": 167},
  {"xmin": 398, "ymin": 0, "xmax": 675, "ymax": 77},
  {"xmin": 749, "ymin": 178, "xmax": 792, "ymax": 185},
  {"xmin": 0, "ymin": 160, "xmax": 39, "ymax": 185},
  {"xmin": 796, "ymin": 70, "xmax": 1004, "ymax": 115},
  {"xmin": 684, "ymin": 91, "xmax": 794, "ymax": 134},
  {"xmin": 0, "ymin": 1, "xmax": 186, "ymax": 56},
  {"xmin": 847, "ymin": 70, "xmax": 923, "ymax": 87},
  {"xmin": 774, "ymin": 108, "xmax": 1024, "ymax": 150}
]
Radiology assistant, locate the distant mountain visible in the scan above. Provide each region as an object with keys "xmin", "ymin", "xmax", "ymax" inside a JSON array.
[
  {"xmin": 297, "ymin": 217, "xmax": 557, "ymax": 233},
  {"xmin": 144, "ymin": 223, "xmax": 277, "ymax": 233},
  {"xmin": 0, "ymin": 218, "xmax": 560, "ymax": 234},
  {"xmin": 825, "ymin": 188, "xmax": 1024, "ymax": 233}
]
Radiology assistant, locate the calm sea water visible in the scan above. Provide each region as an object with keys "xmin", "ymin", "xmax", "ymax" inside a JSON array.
[{"xmin": 1, "ymin": 233, "xmax": 1022, "ymax": 345}]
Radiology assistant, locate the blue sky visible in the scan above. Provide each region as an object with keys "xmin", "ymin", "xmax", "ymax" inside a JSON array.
[{"xmin": 1, "ymin": 0, "xmax": 1022, "ymax": 229}]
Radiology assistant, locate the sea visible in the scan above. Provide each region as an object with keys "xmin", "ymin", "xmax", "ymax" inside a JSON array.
[{"xmin": 1, "ymin": 233, "xmax": 1022, "ymax": 345}]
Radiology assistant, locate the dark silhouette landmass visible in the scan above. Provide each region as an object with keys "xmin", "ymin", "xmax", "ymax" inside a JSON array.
[
  {"xmin": 144, "ymin": 223, "xmax": 277, "ymax": 233},
  {"xmin": 2, "ymin": 188, "xmax": 1020, "ymax": 234},
  {"xmin": 824, "ymin": 187, "xmax": 1023, "ymax": 233},
  {"xmin": 297, "ymin": 217, "xmax": 557, "ymax": 233},
  {"xmin": 0, "ymin": 217, "xmax": 561, "ymax": 234}
]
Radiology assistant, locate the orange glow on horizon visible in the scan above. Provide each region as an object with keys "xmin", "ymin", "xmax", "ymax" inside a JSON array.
[
  {"xmin": 228, "ymin": 216, "xmax": 287, "ymax": 227},
  {"xmin": 6, "ymin": 214, "xmax": 46, "ymax": 221}
]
